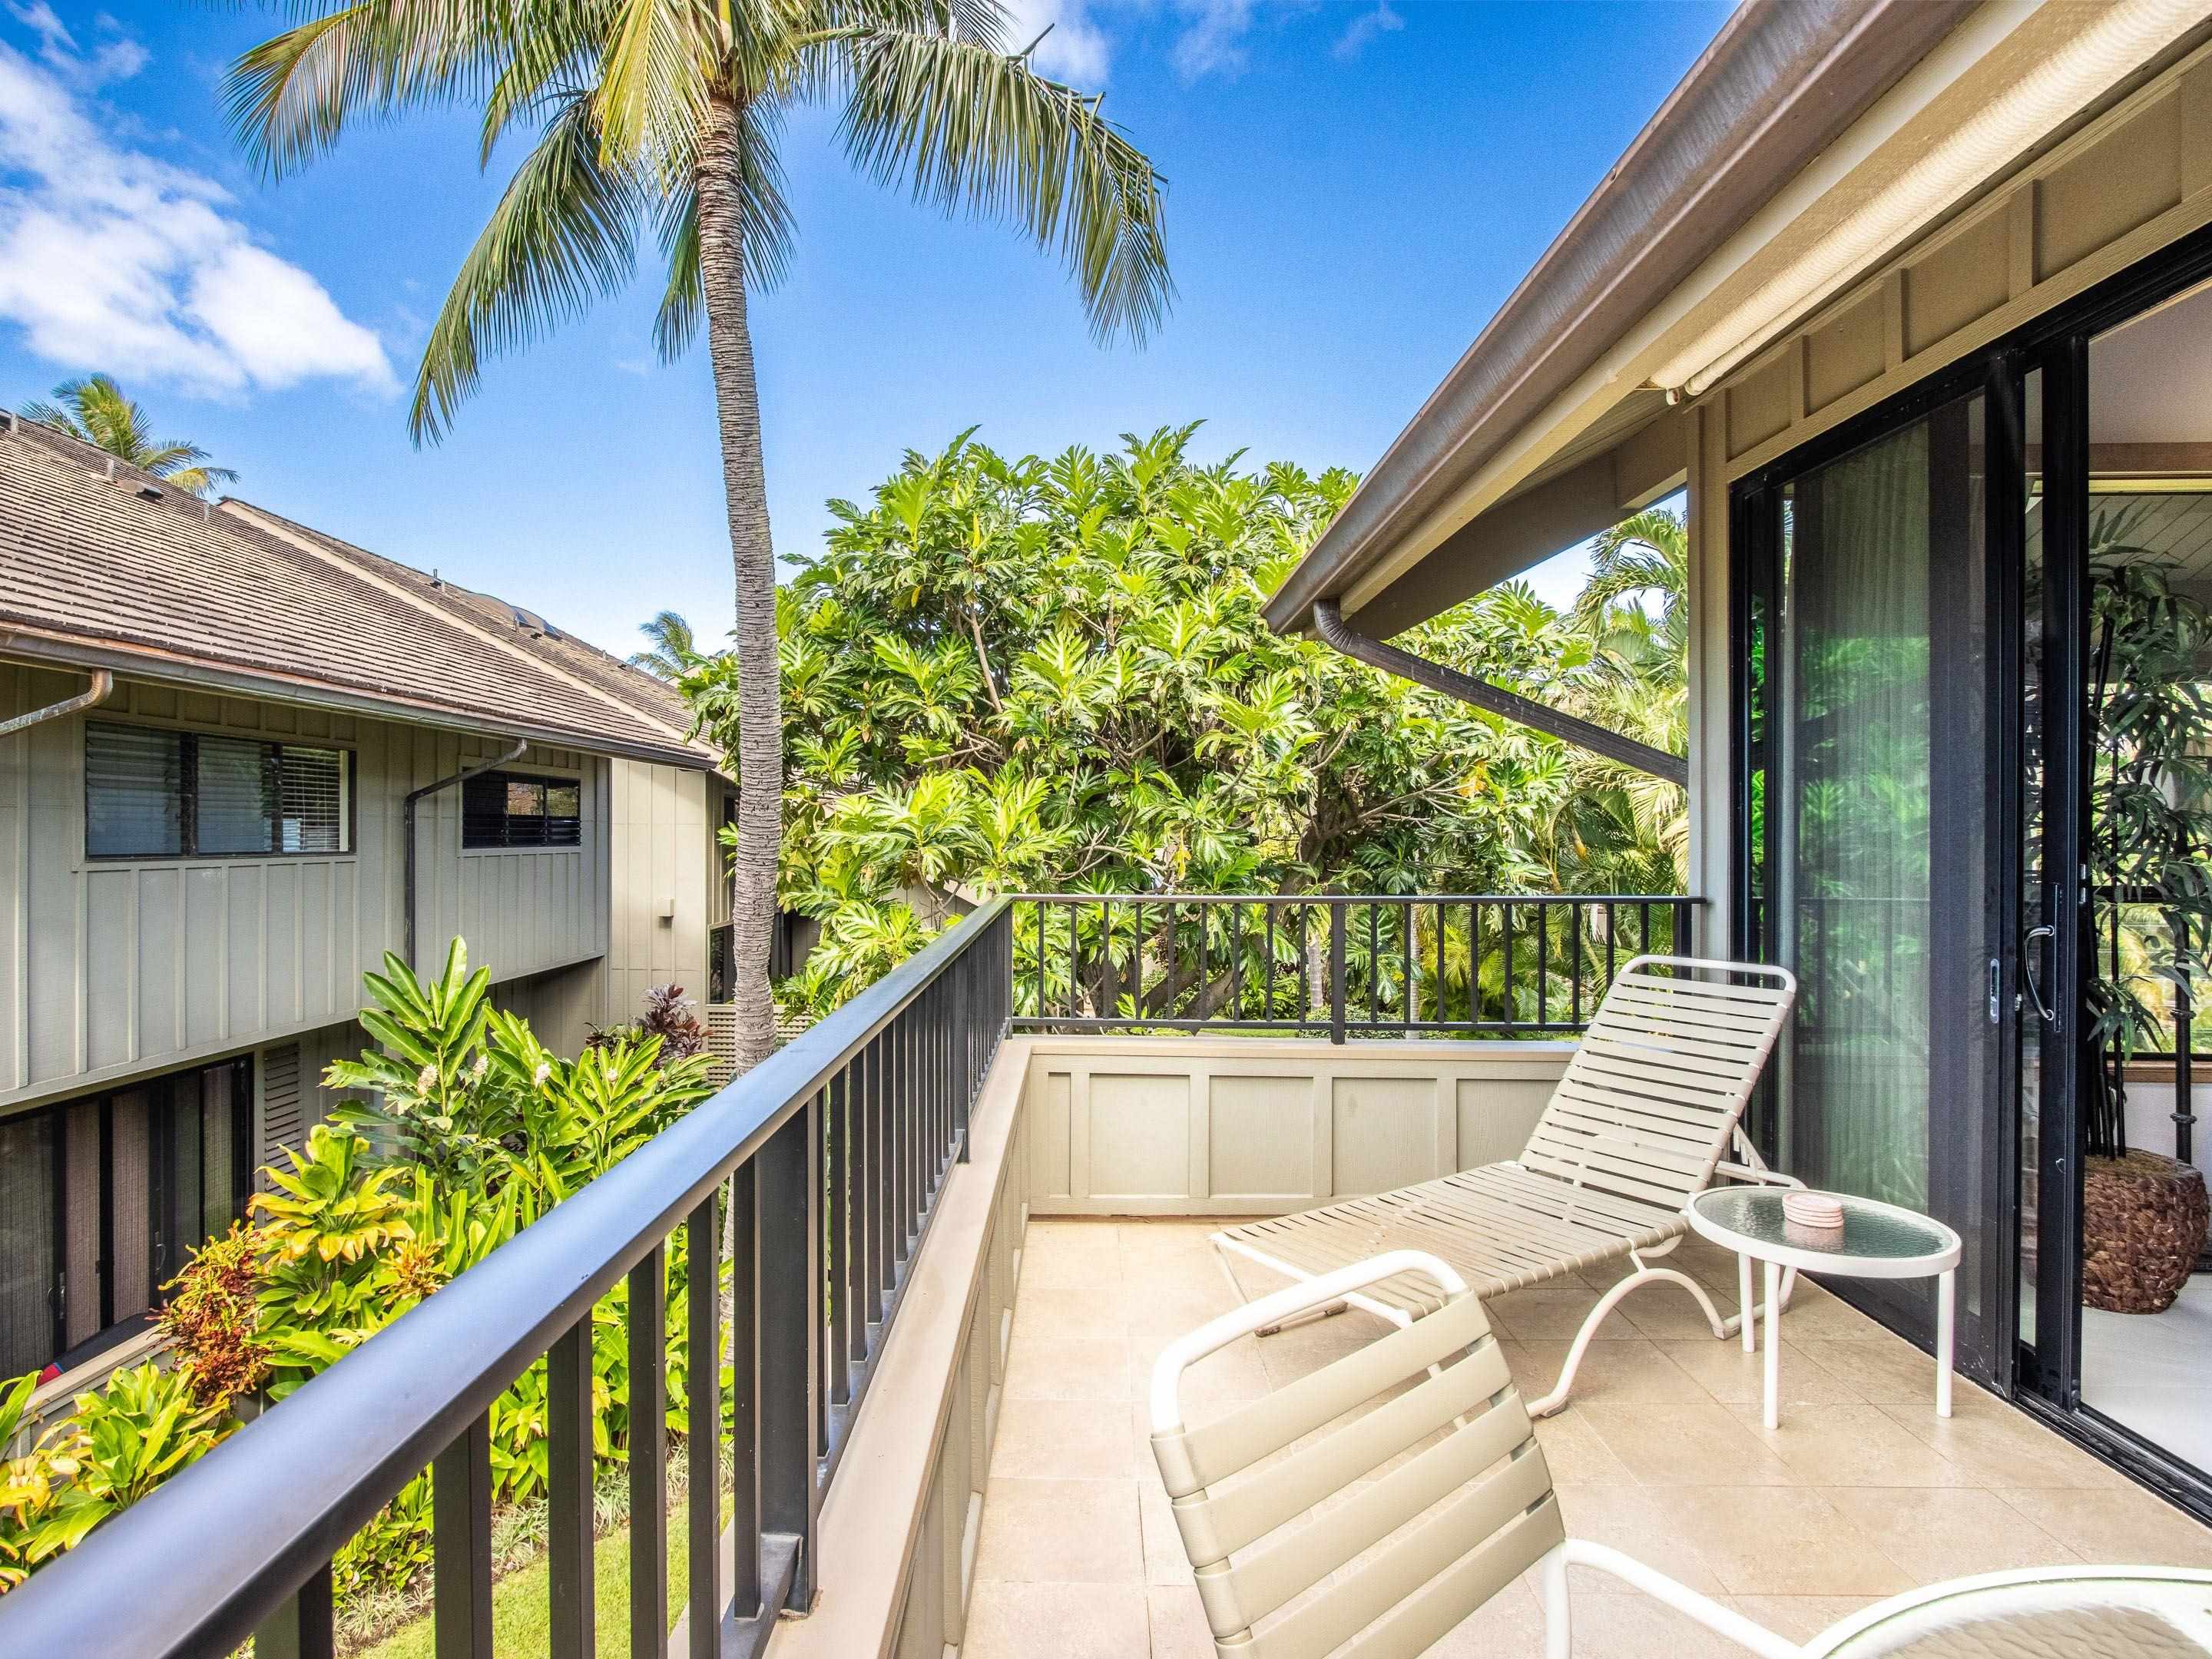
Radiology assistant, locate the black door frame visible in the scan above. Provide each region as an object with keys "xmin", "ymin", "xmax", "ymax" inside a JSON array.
[
  {"xmin": 1729, "ymin": 218, "xmax": 2212, "ymax": 1519},
  {"xmin": 1729, "ymin": 359, "xmax": 2016, "ymax": 1377}
]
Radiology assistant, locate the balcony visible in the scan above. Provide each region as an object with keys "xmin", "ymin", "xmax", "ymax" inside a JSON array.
[
  {"xmin": 955, "ymin": 1219, "xmax": 2212, "ymax": 1659},
  {"xmin": 4, "ymin": 895, "xmax": 2209, "ymax": 1658}
]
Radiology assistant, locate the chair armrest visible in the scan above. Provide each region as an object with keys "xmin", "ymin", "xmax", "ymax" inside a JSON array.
[
  {"xmin": 1150, "ymin": 1250, "xmax": 1465, "ymax": 1432},
  {"xmin": 1715, "ymin": 1162, "xmax": 1805, "ymax": 1189}
]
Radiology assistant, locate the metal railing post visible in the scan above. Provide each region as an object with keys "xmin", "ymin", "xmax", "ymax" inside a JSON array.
[
  {"xmin": 758, "ymin": 1098, "xmax": 822, "ymax": 1613},
  {"xmin": 1329, "ymin": 902, "xmax": 1347, "ymax": 1045},
  {"xmin": 252, "ymin": 1564, "xmax": 334, "ymax": 1659},
  {"xmin": 627, "ymin": 1244, "xmax": 668, "ymax": 1659},
  {"xmin": 432, "ymin": 1416, "xmax": 494, "ymax": 1659},
  {"xmin": 546, "ymin": 1320, "xmax": 595, "ymax": 1659},
  {"xmin": 685, "ymin": 1191, "xmax": 722, "ymax": 1657}
]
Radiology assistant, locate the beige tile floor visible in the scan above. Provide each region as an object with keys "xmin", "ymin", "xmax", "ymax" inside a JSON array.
[{"xmin": 965, "ymin": 1217, "xmax": 2212, "ymax": 1658}]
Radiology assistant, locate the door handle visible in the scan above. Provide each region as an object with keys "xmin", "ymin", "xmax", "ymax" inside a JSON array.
[{"xmin": 2023, "ymin": 923, "xmax": 2058, "ymax": 1026}]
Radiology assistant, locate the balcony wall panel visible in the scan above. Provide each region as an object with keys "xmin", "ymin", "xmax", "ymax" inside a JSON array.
[{"xmin": 1022, "ymin": 1037, "xmax": 1574, "ymax": 1216}]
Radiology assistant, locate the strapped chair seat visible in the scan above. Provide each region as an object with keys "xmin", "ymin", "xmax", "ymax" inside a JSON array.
[
  {"xmin": 1151, "ymin": 1250, "xmax": 2188, "ymax": 1659},
  {"xmin": 1216, "ymin": 955, "xmax": 1797, "ymax": 1416}
]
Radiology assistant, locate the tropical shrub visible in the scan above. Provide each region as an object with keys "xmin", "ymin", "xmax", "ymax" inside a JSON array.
[
  {"xmin": 0, "ymin": 1365, "xmax": 235, "ymax": 1586},
  {"xmin": 0, "ymin": 938, "xmax": 718, "ymax": 1605},
  {"xmin": 157, "ymin": 1224, "xmax": 270, "ymax": 1410},
  {"xmin": 589, "ymin": 983, "xmax": 710, "ymax": 1068}
]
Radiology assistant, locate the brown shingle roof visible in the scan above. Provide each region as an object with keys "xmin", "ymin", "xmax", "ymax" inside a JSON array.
[{"xmin": 0, "ymin": 419, "xmax": 717, "ymax": 770}]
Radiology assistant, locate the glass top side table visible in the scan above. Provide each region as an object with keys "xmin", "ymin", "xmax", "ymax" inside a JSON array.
[{"xmin": 1688, "ymin": 1187, "xmax": 1962, "ymax": 1429}]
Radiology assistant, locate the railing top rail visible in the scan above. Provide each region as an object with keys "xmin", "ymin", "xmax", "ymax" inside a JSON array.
[
  {"xmin": 1008, "ymin": 892, "xmax": 1703, "ymax": 904},
  {"xmin": 0, "ymin": 897, "xmax": 1015, "ymax": 1659}
]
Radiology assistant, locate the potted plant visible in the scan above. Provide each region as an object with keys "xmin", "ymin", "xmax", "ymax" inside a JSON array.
[{"xmin": 2080, "ymin": 512, "xmax": 2212, "ymax": 1314}]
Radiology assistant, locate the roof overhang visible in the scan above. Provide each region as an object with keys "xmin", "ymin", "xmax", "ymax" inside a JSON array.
[
  {"xmin": 1265, "ymin": 0, "xmax": 2210, "ymax": 640},
  {"xmin": 0, "ymin": 631, "xmax": 720, "ymax": 773}
]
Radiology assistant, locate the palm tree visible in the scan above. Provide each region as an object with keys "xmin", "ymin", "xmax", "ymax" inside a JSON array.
[
  {"xmin": 1569, "ymin": 505, "xmax": 1687, "ymax": 644},
  {"xmin": 20, "ymin": 375, "xmax": 239, "ymax": 499},
  {"xmin": 631, "ymin": 610, "xmax": 700, "ymax": 679},
  {"xmin": 225, "ymin": 0, "xmax": 1172, "ymax": 1073}
]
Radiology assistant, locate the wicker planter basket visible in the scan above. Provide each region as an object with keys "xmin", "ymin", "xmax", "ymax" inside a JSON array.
[{"xmin": 2081, "ymin": 1150, "xmax": 2210, "ymax": 1314}]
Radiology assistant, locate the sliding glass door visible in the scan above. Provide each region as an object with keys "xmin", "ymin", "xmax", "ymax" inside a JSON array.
[{"xmin": 1740, "ymin": 386, "xmax": 2005, "ymax": 1368}]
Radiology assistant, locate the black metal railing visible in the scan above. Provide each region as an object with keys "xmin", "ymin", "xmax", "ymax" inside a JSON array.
[
  {"xmin": 1008, "ymin": 892, "xmax": 1696, "ymax": 1041},
  {"xmin": 0, "ymin": 900, "xmax": 1015, "ymax": 1659}
]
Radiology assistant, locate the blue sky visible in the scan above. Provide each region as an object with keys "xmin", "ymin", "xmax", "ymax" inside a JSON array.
[{"xmin": 0, "ymin": 1, "xmax": 1726, "ymax": 661}]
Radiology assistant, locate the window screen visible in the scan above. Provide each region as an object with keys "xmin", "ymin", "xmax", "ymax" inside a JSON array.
[
  {"xmin": 463, "ymin": 770, "xmax": 584, "ymax": 849},
  {"xmin": 24, "ymin": 1057, "xmax": 255, "ymax": 1378},
  {"xmin": 87, "ymin": 722, "xmax": 349, "ymax": 858},
  {"xmin": 195, "ymin": 735, "xmax": 276, "ymax": 854},
  {"xmin": 87, "ymin": 722, "xmax": 184, "ymax": 856},
  {"xmin": 0, "ymin": 1108, "xmax": 56, "ymax": 1376}
]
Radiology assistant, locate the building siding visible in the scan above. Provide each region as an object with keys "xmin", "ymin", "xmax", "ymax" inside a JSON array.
[
  {"xmin": 0, "ymin": 665, "xmax": 632, "ymax": 1110},
  {"xmin": 605, "ymin": 757, "xmax": 715, "ymax": 1020}
]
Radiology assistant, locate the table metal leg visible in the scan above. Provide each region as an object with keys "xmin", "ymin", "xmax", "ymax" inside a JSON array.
[
  {"xmin": 1738, "ymin": 1253, "xmax": 1755, "ymax": 1353},
  {"xmin": 1936, "ymin": 1268, "xmax": 1954, "ymax": 1418},
  {"xmin": 1763, "ymin": 1260, "xmax": 1781, "ymax": 1430}
]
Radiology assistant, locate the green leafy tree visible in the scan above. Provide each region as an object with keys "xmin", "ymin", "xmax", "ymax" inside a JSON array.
[
  {"xmin": 226, "ymin": 0, "xmax": 1172, "ymax": 1078},
  {"xmin": 19, "ymin": 375, "xmax": 238, "ymax": 498},
  {"xmin": 682, "ymin": 426, "xmax": 1688, "ymax": 1012}
]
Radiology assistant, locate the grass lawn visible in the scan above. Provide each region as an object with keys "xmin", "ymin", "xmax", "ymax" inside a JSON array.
[{"xmin": 358, "ymin": 1519, "xmax": 689, "ymax": 1659}]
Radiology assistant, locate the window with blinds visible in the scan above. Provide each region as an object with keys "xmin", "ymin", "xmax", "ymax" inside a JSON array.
[
  {"xmin": 85, "ymin": 721, "xmax": 351, "ymax": 858},
  {"xmin": 462, "ymin": 770, "xmax": 583, "ymax": 849}
]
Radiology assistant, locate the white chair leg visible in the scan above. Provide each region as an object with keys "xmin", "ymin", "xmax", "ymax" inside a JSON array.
[
  {"xmin": 1936, "ymin": 1268, "xmax": 1955, "ymax": 1418},
  {"xmin": 1720, "ymin": 1263, "xmax": 1798, "ymax": 1339},
  {"xmin": 1763, "ymin": 1260, "xmax": 1782, "ymax": 1430},
  {"xmin": 1254, "ymin": 1299, "xmax": 1349, "ymax": 1337},
  {"xmin": 1528, "ymin": 1263, "xmax": 1727, "ymax": 1416},
  {"xmin": 1538, "ymin": 1543, "xmax": 1571, "ymax": 1659},
  {"xmin": 1561, "ymin": 1540, "xmax": 1803, "ymax": 1658}
]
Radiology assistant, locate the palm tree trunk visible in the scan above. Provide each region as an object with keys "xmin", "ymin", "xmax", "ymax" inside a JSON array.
[{"xmin": 697, "ymin": 94, "xmax": 780, "ymax": 1075}]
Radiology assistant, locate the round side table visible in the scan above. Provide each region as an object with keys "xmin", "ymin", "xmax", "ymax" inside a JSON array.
[{"xmin": 1687, "ymin": 1186, "xmax": 1962, "ymax": 1429}]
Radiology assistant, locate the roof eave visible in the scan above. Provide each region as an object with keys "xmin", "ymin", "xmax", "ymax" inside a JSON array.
[
  {"xmin": 1262, "ymin": 0, "xmax": 1975, "ymax": 637},
  {"xmin": 0, "ymin": 629, "xmax": 720, "ymax": 773}
]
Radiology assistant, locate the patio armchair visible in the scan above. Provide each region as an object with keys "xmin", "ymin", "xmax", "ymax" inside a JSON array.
[
  {"xmin": 1147, "ymin": 1251, "xmax": 2212, "ymax": 1659},
  {"xmin": 1215, "ymin": 955, "xmax": 1798, "ymax": 1416}
]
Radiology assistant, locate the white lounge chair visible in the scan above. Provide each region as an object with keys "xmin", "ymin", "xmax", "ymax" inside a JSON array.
[
  {"xmin": 1147, "ymin": 1251, "xmax": 2212, "ymax": 1659},
  {"xmin": 1215, "ymin": 955, "xmax": 1797, "ymax": 1416}
]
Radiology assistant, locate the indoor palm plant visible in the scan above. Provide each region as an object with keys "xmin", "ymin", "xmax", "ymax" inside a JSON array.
[{"xmin": 2080, "ymin": 515, "xmax": 2212, "ymax": 1313}]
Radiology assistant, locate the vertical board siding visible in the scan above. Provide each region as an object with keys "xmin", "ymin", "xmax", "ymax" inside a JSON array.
[
  {"xmin": 0, "ymin": 670, "xmax": 638, "ymax": 1109},
  {"xmin": 607, "ymin": 758, "xmax": 710, "ymax": 1022}
]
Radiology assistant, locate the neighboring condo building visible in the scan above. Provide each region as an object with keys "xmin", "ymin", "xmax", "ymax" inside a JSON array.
[{"xmin": 0, "ymin": 416, "xmax": 736, "ymax": 1387}]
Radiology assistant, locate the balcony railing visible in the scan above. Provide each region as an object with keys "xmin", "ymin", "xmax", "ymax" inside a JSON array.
[
  {"xmin": 0, "ymin": 900, "xmax": 1015, "ymax": 1659},
  {"xmin": 1009, "ymin": 892, "xmax": 1696, "ymax": 1041}
]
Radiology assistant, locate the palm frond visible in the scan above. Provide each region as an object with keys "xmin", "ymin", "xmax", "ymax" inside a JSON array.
[
  {"xmin": 18, "ymin": 397, "xmax": 88, "ymax": 444},
  {"xmin": 412, "ymin": 90, "xmax": 646, "ymax": 442},
  {"xmin": 596, "ymin": 0, "xmax": 715, "ymax": 177},
  {"xmin": 224, "ymin": 1, "xmax": 500, "ymax": 181},
  {"xmin": 838, "ymin": 29, "xmax": 1172, "ymax": 345}
]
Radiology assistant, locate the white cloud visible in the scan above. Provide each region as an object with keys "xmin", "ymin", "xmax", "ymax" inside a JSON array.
[
  {"xmin": 1001, "ymin": 0, "xmax": 1114, "ymax": 86},
  {"xmin": 1333, "ymin": 0, "xmax": 1402, "ymax": 61},
  {"xmin": 11, "ymin": 4, "xmax": 147, "ymax": 86},
  {"xmin": 0, "ymin": 30, "xmax": 394, "ymax": 398},
  {"xmin": 1169, "ymin": 0, "xmax": 1260, "ymax": 80}
]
